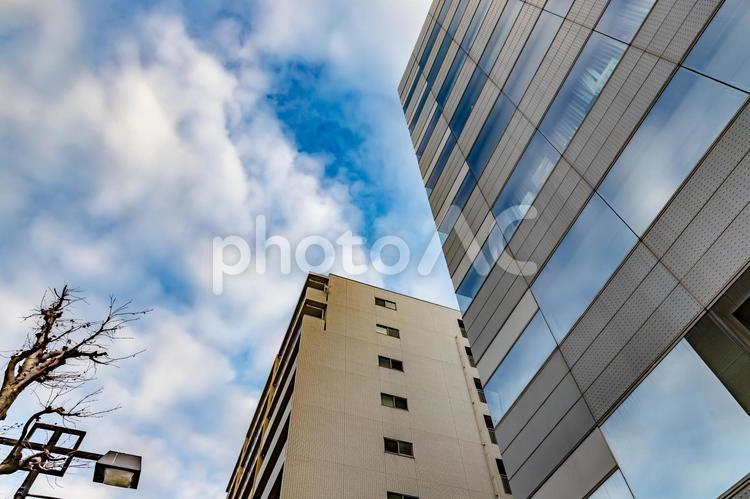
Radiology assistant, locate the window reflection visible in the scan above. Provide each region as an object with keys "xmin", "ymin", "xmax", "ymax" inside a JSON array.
[
  {"xmin": 447, "ymin": 0, "xmax": 469, "ymax": 37},
  {"xmin": 450, "ymin": 68, "xmax": 487, "ymax": 137},
  {"xmin": 599, "ymin": 69, "xmax": 746, "ymax": 235},
  {"xmin": 531, "ymin": 194, "xmax": 637, "ymax": 342},
  {"xmin": 684, "ymin": 0, "xmax": 750, "ymax": 93},
  {"xmin": 478, "ymin": 0, "xmax": 523, "ymax": 75},
  {"xmin": 467, "ymin": 93, "xmax": 516, "ymax": 178},
  {"xmin": 426, "ymin": 134, "xmax": 456, "ymax": 195},
  {"xmin": 601, "ymin": 339, "xmax": 750, "ymax": 498},
  {"xmin": 587, "ymin": 470, "xmax": 633, "ymax": 499},
  {"xmin": 504, "ymin": 11, "xmax": 562, "ymax": 105},
  {"xmin": 461, "ymin": 0, "xmax": 491, "ymax": 51},
  {"xmin": 484, "ymin": 311, "xmax": 557, "ymax": 422},
  {"xmin": 545, "ymin": 0, "xmax": 573, "ymax": 17},
  {"xmin": 426, "ymin": 35, "xmax": 453, "ymax": 88},
  {"xmin": 492, "ymin": 131, "xmax": 559, "ymax": 241},
  {"xmin": 595, "ymin": 0, "xmax": 655, "ymax": 44},
  {"xmin": 416, "ymin": 110, "xmax": 440, "ymax": 159},
  {"xmin": 436, "ymin": 0, "xmax": 454, "ymax": 25},
  {"xmin": 409, "ymin": 87, "xmax": 431, "ymax": 132},
  {"xmin": 540, "ymin": 32, "xmax": 626, "ymax": 152},
  {"xmin": 437, "ymin": 173, "xmax": 475, "ymax": 242},
  {"xmin": 437, "ymin": 48, "xmax": 467, "ymax": 108},
  {"xmin": 456, "ymin": 224, "xmax": 506, "ymax": 312}
]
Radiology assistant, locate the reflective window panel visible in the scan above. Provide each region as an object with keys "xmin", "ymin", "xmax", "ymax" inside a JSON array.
[
  {"xmin": 456, "ymin": 224, "xmax": 506, "ymax": 312},
  {"xmin": 684, "ymin": 0, "xmax": 750, "ymax": 93},
  {"xmin": 484, "ymin": 311, "xmax": 557, "ymax": 422},
  {"xmin": 478, "ymin": 0, "xmax": 523, "ymax": 75},
  {"xmin": 601, "ymin": 340, "xmax": 750, "ymax": 499},
  {"xmin": 532, "ymin": 194, "xmax": 637, "ymax": 342},
  {"xmin": 416, "ymin": 109, "xmax": 440, "ymax": 159},
  {"xmin": 461, "ymin": 0, "xmax": 492, "ymax": 51},
  {"xmin": 450, "ymin": 68, "xmax": 487, "ymax": 137},
  {"xmin": 437, "ymin": 49, "xmax": 467, "ymax": 107},
  {"xmin": 492, "ymin": 131, "xmax": 559, "ymax": 241},
  {"xmin": 545, "ymin": 0, "xmax": 573, "ymax": 17},
  {"xmin": 595, "ymin": 0, "xmax": 656, "ymax": 44},
  {"xmin": 419, "ymin": 22, "xmax": 441, "ymax": 69},
  {"xmin": 540, "ymin": 32, "xmax": 626, "ymax": 152},
  {"xmin": 599, "ymin": 69, "xmax": 746, "ymax": 235},
  {"xmin": 437, "ymin": 173, "xmax": 475, "ymax": 242},
  {"xmin": 587, "ymin": 470, "xmax": 633, "ymax": 499},
  {"xmin": 504, "ymin": 11, "xmax": 563, "ymax": 105},
  {"xmin": 426, "ymin": 34, "xmax": 453, "ymax": 88},
  {"xmin": 436, "ymin": 0, "xmax": 454, "ymax": 25},
  {"xmin": 409, "ymin": 87, "xmax": 431, "ymax": 132},
  {"xmin": 426, "ymin": 134, "xmax": 456, "ymax": 194},
  {"xmin": 447, "ymin": 0, "xmax": 469, "ymax": 37},
  {"xmin": 467, "ymin": 93, "xmax": 516, "ymax": 178}
]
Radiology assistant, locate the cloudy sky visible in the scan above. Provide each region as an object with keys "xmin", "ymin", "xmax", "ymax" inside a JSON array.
[{"xmin": 0, "ymin": 0, "xmax": 457, "ymax": 497}]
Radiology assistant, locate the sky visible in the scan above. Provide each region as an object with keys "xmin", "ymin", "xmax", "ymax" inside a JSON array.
[{"xmin": 0, "ymin": 0, "xmax": 458, "ymax": 497}]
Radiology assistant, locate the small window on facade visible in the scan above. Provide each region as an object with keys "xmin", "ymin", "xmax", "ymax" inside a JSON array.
[
  {"xmin": 465, "ymin": 346, "xmax": 476, "ymax": 367},
  {"xmin": 381, "ymin": 393, "xmax": 409, "ymax": 410},
  {"xmin": 376, "ymin": 324, "xmax": 400, "ymax": 338},
  {"xmin": 485, "ymin": 415, "xmax": 498, "ymax": 444},
  {"xmin": 458, "ymin": 319, "xmax": 468, "ymax": 338},
  {"xmin": 376, "ymin": 297, "xmax": 397, "ymax": 310},
  {"xmin": 387, "ymin": 493, "xmax": 419, "ymax": 499},
  {"xmin": 384, "ymin": 437, "xmax": 413, "ymax": 457},
  {"xmin": 474, "ymin": 378, "xmax": 487, "ymax": 403},
  {"xmin": 496, "ymin": 459, "xmax": 512, "ymax": 494},
  {"xmin": 733, "ymin": 296, "xmax": 750, "ymax": 330},
  {"xmin": 378, "ymin": 355, "xmax": 404, "ymax": 371}
]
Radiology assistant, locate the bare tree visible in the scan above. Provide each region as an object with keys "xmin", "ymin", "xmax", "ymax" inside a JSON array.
[{"xmin": 0, "ymin": 286, "xmax": 147, "ymax": 476}]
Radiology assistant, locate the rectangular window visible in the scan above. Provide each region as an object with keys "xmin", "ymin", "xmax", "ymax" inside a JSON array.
[
  {"xmin": 531, "ymin": 194, "xmax": 637, "ymax": 342},
  {"xmin": 466, "ymin": 93, "xmax": 516, "ymax": 178},
  {"xmin": 465, "ymin": 346, "xmax": 476, "ymax": 367},
  {"xmin": 483, "ymin": 414, "xmax": 498, "ymax": 444},
  {"xmin": 456, "ymin": 224, "xmax": 506, "ymax": 312},
  {"xmin": 475, "ymin": 377, "xmax": 487, "ymax": 403},
  {"xmin": 539, "ymin": 32, "xmax": 626, "ymax": 153},
  {"xmin": 426, "ymin": 34, "xmax": 453, "ymax": 89},
  {"xmin": 376, "ymin": 324, "xmax": 400, "ymax": 338},
  {"xmin": 484, "ymin": 311, "xmax": 556, "ymax": 422},
  {"xmin": 387, "ymin": 492, "xmax": 419, "ymax": 499},
  {"xmin": 378, "ymin": 355, "xmax": 404, "ymax": 371},
  {"xmin": 425, "ymin": 134, "xmax": 456, "ymax": 195},
  {"xmin": 381, "ymin": 393, "xmax": 409, "ymax": 410},
  {"xmin": 409, "ymin": 87, "xmax": 431, "ymax": 132},
  {"xmin": 437, "ymin": 49, "xmax": 467, "ymax": 108},
  {"xmin": 447, "ymin": 0, "xmax": 469, "ymax": 37},
  {"xmin": 599, "ymin": 69, "xmax": 746, "ymax": 235},
  {"xmin": 495, "ymin": 459, "xmax": 512, "ymax": 494},
  {"xmin": 384, "ymin": 437, "xmax": 414, "ymax": 457},
  {"xmin": 461, "ymin": 0, "xmax": 492, "ymax": 51},
  {"xmin": 375, "ymin": 297, "xmax": 397, "ymax": 310},
  {"xmin": 545, "ymin": 0, "xmax": 573, "ymax": 17},
  {"xmin": 450, "ymin": 67, "xmax": 487, "ymax": 138},
  {"xmin": 503, "ymin": 10, "xmax": 562, "ymax": 105},
  {"xmin": 684, "ymin": 0, "xmax": 750, "ymax": 93},
  {"xmin": 478, "ymin": 0, "xmax": 523, "ymax": 75},
  {"xmin": 416, "ymin": 109, "xmax": 441, "ymax": 160},
  {"xmin": 458, "ymin": 319, "xmax": 467, "ymax": 338},
  {"xmin": 595, "ymin": 0, "xmax": 655, "ymax": 44}
]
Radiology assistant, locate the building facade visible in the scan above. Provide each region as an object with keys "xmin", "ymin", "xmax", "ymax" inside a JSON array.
[
  {"xmin": 226, "ymin": 274, "xmax": 511, "ymax": 499},
  {"xmin": 400, "ymin": 0, "xmax": 750, "ymax": 497}
]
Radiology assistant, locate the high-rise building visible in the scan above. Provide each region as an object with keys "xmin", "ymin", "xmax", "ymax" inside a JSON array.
[
  {"xmin": 400, "ymin": 0, "xmax": 750, "ymax": 497},
  {"xmin": 226, "ymin": 273, "xmax": 511, "ymax": 499}
]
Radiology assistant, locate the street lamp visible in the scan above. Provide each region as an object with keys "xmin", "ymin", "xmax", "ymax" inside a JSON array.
[{"xmin": 0, "ymin": 422, "xmax": 142, "ymax": 498}]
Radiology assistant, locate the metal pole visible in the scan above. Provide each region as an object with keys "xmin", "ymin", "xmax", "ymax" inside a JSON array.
[{"xmin": 14, "ymin": 470, "xmax": 39, "ymax": 499}]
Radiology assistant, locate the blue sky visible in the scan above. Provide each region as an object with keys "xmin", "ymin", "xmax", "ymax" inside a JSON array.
[{"xmin": 0, "ymin": 0, "xmax": 459, "ymax": 497}]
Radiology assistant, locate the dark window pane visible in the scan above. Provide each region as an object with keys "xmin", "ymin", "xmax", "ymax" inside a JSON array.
[
  {"xmin": 416, "ymin": 110, "xmax": 441, "ymax": 159},
  {"xmin": 398, "ymin": 441, "xmax": 413, "ymax": 456},
  {"xmin": 492, "ymin": 131, "xmax": 559, "ymax": 241},
  {"xmin": 466, "ymin": 93, "xmax": 516, "ymax": 178},
  {"xmin": 539, "ymin": 32, "xmax": 626, "ymax": 152},
  {"xmin": 391, "ymin": 359, "xmax": 404, "ymax": 371},
  {"xmin": 601, "ymin": 340, "xmax": 750, "ymax": 498},
  {"xmin": 381, "ymin": 393, "xmax": 395, "ymax": 407},
  {"xmin": 595, "ymin": 0, "xmax": 655, "ymax": 43},
  {"xmin": 437, "ymin": 49, "xmax": 467, "ymax": 108},
  {"xmin": 395, "ymin": 397, "xmax": 409, "ymax": 410},
  {"xmin": 484, "ymin": 311, "xmax": 557, "ymax": 422},
  {"xmin": 426, "ymin": 134, "xmax": 456, "ymax": 193},
  {"xmin": 384, "ymin": 438, "xmax": 399, "ymax": 453},
  {"xmin": 419, "ymin": 23, "xmax": 441, "ymax": 69},
  {"xmin": 478, "ymin": 0, "xmax": 523, "ymax": 74},
  {"xmin": 684, "ymin": 0, "xmax": 750, "ymax": 93},
  {"xmin": 599, "ymin": 69, "xmax": 746, "ymax": 235},
  {"xmin": 503, "ymin": 11, "xmax": 562, "ymax": 105},
  {"xmin": 532, "ymin": 194, "xmax": 637, "ymax": 341},
  {"xmin": 461, "ymin": 0, "xmax": 492, "ymax": 51},
  {"xmin": 409, "ymin": 87, "xmax": 431, "ymax": 132},
  {"xmin": 402, "ymin": 72, "xmax": 422, "ymax": 113},
  {"xmin": 379, "ymin": 355, "xmax": 390, "ymax": 368},
  {"xmin": 450, "ymin": 68, "xmax": 487, "ymax": 137},
  {"xmin": 427, "ymin": 35, "xmax": 453, "ymax": 88},
  {"xmin": 545, "ymin": 0, "xmax": 573, "ymax": 17}
]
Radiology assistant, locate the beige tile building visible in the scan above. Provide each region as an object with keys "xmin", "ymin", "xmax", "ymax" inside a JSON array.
[{"xmin": 226, "ymin": 273, "xmax": 511, "ymax": 499}]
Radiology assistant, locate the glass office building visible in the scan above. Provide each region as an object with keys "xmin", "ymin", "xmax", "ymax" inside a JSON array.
[{"xmin": 400, "ymin": 0, "xmax": 750, "ymax": 497}]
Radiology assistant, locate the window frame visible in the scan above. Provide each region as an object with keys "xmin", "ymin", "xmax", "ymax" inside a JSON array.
[
  {"xmin": 384, "ymin": 437, "xmax": 414, "ymax": 458},
  {"xmin": 375, "ymin": 297, "xmax": 398, "ymax": 310},
  {"xmin": 376, "ymin": 323, "xmax": 401, "ymax": 339}
]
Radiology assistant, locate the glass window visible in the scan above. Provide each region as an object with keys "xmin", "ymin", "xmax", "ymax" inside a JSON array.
[
  {"xmin": 484, "ymin": 311, "xmax": 557, "ymax": 422},
  {"xmin": 595, "ymin": 0, "xmax": 655, "ymax": 44},
  {"xmin": 601, "ymin": 340, "xmax": 750, "ymax": 499},
  {"xmin": 409, "ymin": 87, "xmax": 431, "ymax": 132},
  {"xmin": 545, "ymin": 0, "xmax": 573, "ymax": 17},
  {"xmin": 466, "ymin": 93, "xmax": 516, "ymax": 178},
  {"xmin": 450, "ymin": 67, "xmax": 487, "ymax": 137},
  {"xmin": 532, "ymin": 194, "xmax": 637, "ymax": 342},
  {"xmin": 540, "ymin": 32, "xmax": 626, "ymax": 152},
  {"xmin": 426, "ymin": 34, "xmax": 453, "ymax": 88},
  {"xmin": 437, "ymin": 173, "xmax": 475, "ymax": 241},
  {"xmin": 419, "ymin": 22, "xmax": 441, "ymax": 69},
  {"xmin": 403, "ymin": 71, "xmax": 422, "ymax": 113},
  {"xmin": 492, "ymin": 131, "xmax": 559, "ymax": 241},
  {"xmin": 426, "ymin": 134, "xmax": 456, "ymax": 194},
  {"xmin": 504, "ymin": 11, "xmax": 563, "ymax": 105},
  {"xmin": 684, "ymin": 0, "xmax": 750, "ymax": 93},
  {"xmin": 456, "ymin": 224, "xmax": 506, "ymax": 312},
  {"xmin": 478, "ymin": 0, "xmax": 523, "ymax": 75},
  {"xmin": 587, "ymin": 470, "xmax": 633, "ymax": 499},
  {"xmin": 447, "ymin": 0, "xmax": 469, "ymax": 37},
  {"xmin": 599, "ymin": 69, "xmax": 746, "ymax": 235},
  {"xmin": 461, "ymin": 0, "xmax": 492, "ymax": 51},
  {"xmin": 416, "ymin": 109, "xmax": 441, "ymax": 160},
  {"xmin": 437, "ymin": 48, "xmax": 467, "ymax": 107},
  {"xmin": 436, "ymin": 0, "xmax": 454, "ymax": 25}
]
